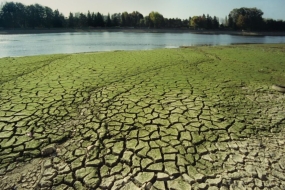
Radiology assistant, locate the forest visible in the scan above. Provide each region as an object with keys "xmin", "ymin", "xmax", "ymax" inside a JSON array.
[{"xmin": 0, "ymin": 2, "xmax": 285, "ymax": 31}]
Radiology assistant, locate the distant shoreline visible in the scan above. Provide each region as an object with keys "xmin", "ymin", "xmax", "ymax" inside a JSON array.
[{"xmin": 1, "ymin": 28, "xmax": 285, "ymax": 36}]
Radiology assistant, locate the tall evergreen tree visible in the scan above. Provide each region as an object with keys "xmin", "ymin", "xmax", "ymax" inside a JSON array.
[
  {"xmin": 87, "ymin": 11, "xmax": 92, "ymax": 26},
  {"xmin": 96, "ymin": 12, "xmax": 104, "ymax": 27},
  {"xmin": 91, "ymin": 12, "xmax": 96, "ymax": 27},
  {"xmin": 68, "ymin": 12, "xmax": 75, "ymax": 28},
  {"xmin": 206, "ymin": 14, "xmax": 212, "ymax": 29},
  {"xmin": 106, "ymin": 13, "xmax": 111, "ymax": 27},
  {"xmin": 212, "ymin": 16, "xmax": 219, "ymax": 29}
]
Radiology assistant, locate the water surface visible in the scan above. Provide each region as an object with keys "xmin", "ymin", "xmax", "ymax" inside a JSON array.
[{"xmin": 1, "ymin": 32, "xmax": 285, "ymax": 57}]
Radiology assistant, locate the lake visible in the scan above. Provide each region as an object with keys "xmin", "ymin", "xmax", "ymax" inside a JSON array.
[{"xmin": 1, "ymin": 32, "xmax": 285, "ymax": 57}]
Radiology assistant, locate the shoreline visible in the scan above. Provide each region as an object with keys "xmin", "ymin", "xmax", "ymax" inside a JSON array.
[
  {"xmin": 1, "ymin": 44, "xmax": 285, "ymax": 59},
  {"xmin": 1, "ymin": 28, "xmax": 285, "ymax": 36}
]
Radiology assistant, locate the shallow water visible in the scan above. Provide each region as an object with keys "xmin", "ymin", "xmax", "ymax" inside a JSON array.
[{"xmin": 1, "ymin": 32, "xmax": 285, "ymax": 57}]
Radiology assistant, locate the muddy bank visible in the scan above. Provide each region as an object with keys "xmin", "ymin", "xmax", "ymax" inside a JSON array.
[{"xmin": 1, "ymin": 45, "xmax": 285, "ymax": 189}]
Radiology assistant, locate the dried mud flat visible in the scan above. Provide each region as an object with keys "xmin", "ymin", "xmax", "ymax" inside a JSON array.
[{"xmin": 0, "ymin": 44, "xmax": 285, "ymax": 190}]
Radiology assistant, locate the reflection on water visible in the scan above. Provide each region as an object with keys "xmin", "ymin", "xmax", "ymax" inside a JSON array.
[{"xmin": 0, "ymin": 32, "xmax": 285, "ymax": 57}]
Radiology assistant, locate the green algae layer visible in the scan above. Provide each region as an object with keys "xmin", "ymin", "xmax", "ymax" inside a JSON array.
[{"xmin": 0, "ymin": 44, "xmax": 285, "ymax": 189}]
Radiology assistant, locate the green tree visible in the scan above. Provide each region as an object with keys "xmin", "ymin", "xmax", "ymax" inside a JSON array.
[
  {"xmin": 96, "ymin": 12, "xmax": 104, "ymax": 27},
  {"xmin": 166, "ymin": 18, "xmax": 183, "ymax": 28},
  {"xmin": 228, "ymin": 14, "xmax": 234, "ymax": 29},
  {"xmin": 212, "ymin": 16, "xmax": 219, "ymax": 29},
  {"xmin": 190, "ymin": 16, "xmax": 201, "ymax": 29},
  {"xmin": 14, "ymin": 3, "xmax": 26, "ymax": 28},
  {"xmin": 111, "ymin": 13, "xmax": 121, "ymax": 26},
  {"xmin": 121, "ymin": 12, "xmax": 130, "ymax": 26},
  {"xmin": 79, "ymin": 13, "xmax": 87, "ymax": 27},
  {"xmin": 236, "ymin": 14, "xmax": 247, "ymax": 29},
  {"xmin": 26, "ymin": 5, "xmax": 36, "ymax": 28},
  {"xmin": 0, "ymin": 12, "xmax": 2, "ymax": 27},
  {"xmin": 144, "ymin": 16, "xmax": 151, "ymax": 27},
  {"xmin": 68, "ymin": 12, "xmax": 75, "ymax": 28},
  {"xmin": 35, "ymin": 4, "xmax": 45, "ymax": 27},
  {"xmin": 91, "ymin": 12, "xmax": 96, "ymax": 27},
  {"xmin": 202, "ymin": 14, "xmax": 206, "ymax": 28},
  {"xmin": 139, "ymin": 18, "xmax": 145, "ymax": 27},
  {"xmin": 130, "ymin": 11, "xmax": 143, "ymax": 27},
  {"xmin": 44, "ymin": 6, "xmax": 54, "ymax": 28},
  {"xmin": 264, "ymin": 19, "xmax": 285, "ymax": 31},
  {"xmin": 229, "ymin": 7, "xmax": 264, "ymax": 30},
  {"xmin": 53, "ymin": 9, "xmax": 64, "ymax": 27},
  {"xmin": 1, "ymin": 2, "xmax": 26, "ymax": 28},
  {"xmin": 87, "ymin": 11, "xmax": 92, "ymax": 26},
  {"xmin": 182, "ymin": 19, "xmax": 189, "ymax": 28},
  {"xmin": 106, "ymin": 13, "xmax": 112, "ymax": 27},
  {"xmin": 206, "ymin": 14, "xmax": 212, "ymax": 29},
  {"xmin": 25, "ymin": 4, "xmax": 46, "ymax": 28},
  {"xmin": 149, "ymin": 11, "xmax": 164, "ymax": 28}
]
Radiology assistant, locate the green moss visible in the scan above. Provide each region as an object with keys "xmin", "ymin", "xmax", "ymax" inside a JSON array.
[
  {"xmin": 25, "ymin": 139, "xmax": 42, "ymax": 149},
  {"xmin": 0, "ymin": 131, "xmax": 13, "ymax": 139}
]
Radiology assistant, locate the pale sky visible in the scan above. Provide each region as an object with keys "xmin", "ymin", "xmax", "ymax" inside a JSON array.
[{"xmin": 1, "ymin": 0, "xmax": 284, "ymax": 20}]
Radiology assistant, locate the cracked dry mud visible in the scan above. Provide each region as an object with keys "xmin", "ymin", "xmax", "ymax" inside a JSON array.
[{"xmin": 0, "ymin": 44, "xmax": 285, "ymax": 190}]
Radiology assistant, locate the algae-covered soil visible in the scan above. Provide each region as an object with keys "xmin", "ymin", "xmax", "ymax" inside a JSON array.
[{"xmin": 0, "ymin": 44, "xmax": 285, "ymax": 189}]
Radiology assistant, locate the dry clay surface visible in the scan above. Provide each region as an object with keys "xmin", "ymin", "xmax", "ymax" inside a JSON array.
[{"xmin": 0, "ymin": 45, "xmax": 285, "ymax": 190}]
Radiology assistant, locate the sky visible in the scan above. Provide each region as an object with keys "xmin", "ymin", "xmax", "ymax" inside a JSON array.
[{"xmin": 1, "ymin": 0, "xmax": 285, "ymax": 21}]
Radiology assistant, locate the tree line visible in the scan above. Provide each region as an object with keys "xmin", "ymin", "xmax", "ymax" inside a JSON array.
[{"xmin": 0, "ymin": 2, "xmax": 284, "ymax": 31}]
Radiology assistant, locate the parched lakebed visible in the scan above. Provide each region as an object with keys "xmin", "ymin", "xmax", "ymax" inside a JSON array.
[{"xmin": 0, "ymin": 44, "xmax": 285, "ymax": 189}]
